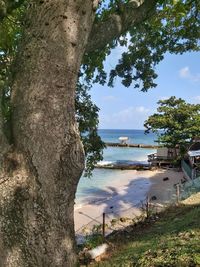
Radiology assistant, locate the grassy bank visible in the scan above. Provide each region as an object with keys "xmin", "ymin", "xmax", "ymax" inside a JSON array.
[{"xmin": 88, "ymin": 193, "xmax": 200, "ymax": 267}]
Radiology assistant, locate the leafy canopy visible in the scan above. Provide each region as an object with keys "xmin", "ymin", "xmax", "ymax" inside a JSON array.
[
  {"xmin": 144, "ymin": 96, "xmax": 200, "ymax": 156},
  {"xmin": 83, "ymin": 0, "xmax": 200, "ymax": 91},
  {"xmin": 75, "ymin": 80, "xmax": 105, "ymax": 177}
]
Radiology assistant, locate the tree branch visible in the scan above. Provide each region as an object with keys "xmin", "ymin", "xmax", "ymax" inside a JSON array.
[{"xmin": 86, "ymin": 0, "xmax": 158, "ymax": 53}]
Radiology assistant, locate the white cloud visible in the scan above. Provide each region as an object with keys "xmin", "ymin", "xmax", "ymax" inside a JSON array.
[
  {"xmin": 102, "ymin": 95, "xmax": 117, "ymax": 101},
  {"xmin": 113, "ymin": 106, "xmax": 150, "ymax": 122},
  {"xmin": 179, "ymin": 66, "xmax": 190, "ymax": 78},
  {"xmin": 99, "ymin": 106, "xmax": 151, "ymax": 129},
  {"xmin": 191, "ymin": 96, "xmax": 200, "ymax": 104},
  {"xmin": 179, "ymin": 66, "xmax": 200, "ymax": 82},
  {"xmin": 135, "ymin": 106, "xmax": 150, "ymax": 113}
]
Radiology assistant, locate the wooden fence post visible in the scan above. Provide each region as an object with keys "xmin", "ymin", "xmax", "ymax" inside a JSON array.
[
  {"xmin": 146, "ymin": 196, "xmax": 150, "ymax": 218},
  {"xmin": 176, "ymin": 184, "xmax": 180, "ymax": 204},
  {"xmin": 102, "ymin": 213, "xmax": 106, "ymax": 239}
]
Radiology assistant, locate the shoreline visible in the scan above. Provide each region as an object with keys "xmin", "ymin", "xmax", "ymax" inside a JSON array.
[{"xmin": 74, "ymin": 168, "xmax": 184, "ymax": 235}]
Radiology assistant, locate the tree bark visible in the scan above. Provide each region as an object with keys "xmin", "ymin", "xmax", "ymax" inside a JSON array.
[
  {"xmin": 0, "ymin": 86, "xmax": 10, "ymax": 167},
  {"xmin": 0, "ymin": 1, "xmax": 95, "ymax": 266}
]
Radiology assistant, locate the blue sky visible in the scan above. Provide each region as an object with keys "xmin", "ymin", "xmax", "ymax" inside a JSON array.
[{"xmin": 90, "ymin": 50, "xmax": 200, "ymax": 129}]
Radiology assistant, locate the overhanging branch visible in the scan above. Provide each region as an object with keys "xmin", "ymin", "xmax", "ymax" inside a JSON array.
[{"xmin": 86, "ymin": 0, "xmax": 158, "ymax": 53}]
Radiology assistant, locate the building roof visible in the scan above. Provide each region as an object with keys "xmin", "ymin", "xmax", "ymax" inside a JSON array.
[
  {"xmin": 119, "ymin": 137, "xmax": 129, "ymax": 141},
  {"xmin": 188, "ymin": 150, "xmax": 200, "ymax": 157}
]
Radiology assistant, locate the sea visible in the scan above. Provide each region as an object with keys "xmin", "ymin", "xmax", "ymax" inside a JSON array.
[{"xmin": 76, "ymin": 129, "xmax": 158, "ymax": 206}]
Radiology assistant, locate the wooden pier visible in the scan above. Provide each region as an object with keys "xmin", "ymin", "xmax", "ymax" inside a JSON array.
[
  {"xmin": 96, "ymin": 164, "xmax": 152, "ymax": 170},
  {"xmin": 105, "ymin": 142, "xmax": 159, "ymax": 149}
]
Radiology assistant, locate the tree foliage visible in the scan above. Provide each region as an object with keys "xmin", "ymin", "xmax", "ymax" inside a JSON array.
[
  {"xmin": 0, "ymin": 7, "xmax": 23, "ymax": 142},
  {"xmin": 75, "ymin": 80, "xmax": 105, "ymax": 177},
  {"xmin": 0, "ymin": 0, "xmax": 25, "ymax": 21},
  {"xmin": 144, "ymin": 96, "xmax": 200, "ymax": 156},
  {"xmin": 84, "ymin": 0, "xmax": 200, "ymax": 91}
]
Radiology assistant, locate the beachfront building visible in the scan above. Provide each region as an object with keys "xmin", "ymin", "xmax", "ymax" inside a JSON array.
[
  {"xmin": 148, "ymin": 147, "xmax": 179, "ymax": 167},
  {"xmin": 182, "ymin": 139, "xmax": 200, "ymax": 180},
  {"xmin": 118, "ymin": 136, "xmax": 129, "ymax": 145}
]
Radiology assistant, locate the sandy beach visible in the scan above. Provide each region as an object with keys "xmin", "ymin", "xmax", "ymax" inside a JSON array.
[{"xmin": 74, "ymin": 168, "xmax": 184, "ymax": 237}]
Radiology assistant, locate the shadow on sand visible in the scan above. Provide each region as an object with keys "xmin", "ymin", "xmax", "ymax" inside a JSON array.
[{"xmin": 75, "ymin": 168, "xmax": 184, "ymax": 242}]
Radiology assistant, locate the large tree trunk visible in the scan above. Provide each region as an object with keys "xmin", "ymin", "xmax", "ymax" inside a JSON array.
[{"xmin": 0, "ymin": 1, "xmax": 95, "ymax": 266}]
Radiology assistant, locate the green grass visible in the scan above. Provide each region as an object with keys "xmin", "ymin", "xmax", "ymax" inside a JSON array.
[{"xmin": 90, "ymin": 193, "xmax": 200, "ymax": 267}]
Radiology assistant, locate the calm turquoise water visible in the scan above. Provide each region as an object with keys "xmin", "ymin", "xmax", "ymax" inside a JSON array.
[
  {"xmin": 76, "ymin": 129, "xmax": 157, "ymax": 204},
  {"xmin": 99, "ymin": 129, "xmax": 156, "ymax": 144}
]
